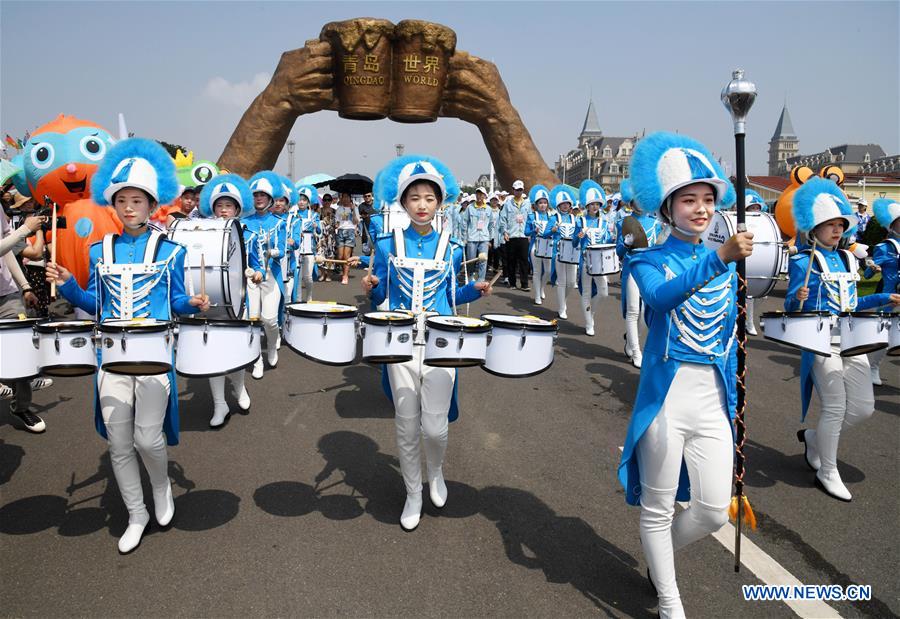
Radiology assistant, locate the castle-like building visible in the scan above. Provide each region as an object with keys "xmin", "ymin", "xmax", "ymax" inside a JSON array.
[{"xmin": 554, "ymin": 100, "xmax": 639, "ymax": 193}]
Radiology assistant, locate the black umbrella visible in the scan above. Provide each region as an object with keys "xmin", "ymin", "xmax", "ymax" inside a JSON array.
[{"xmin": 329, "ymin": 173, "xmax": 373, "ymax": 195}]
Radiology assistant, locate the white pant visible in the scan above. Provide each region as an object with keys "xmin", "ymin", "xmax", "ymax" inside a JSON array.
[
  {"xmin": 247, "ymin": 276, "xmax": 281, "ymax": 353},
  {"xmin": 637, "ymin": 363, "xmax": 733, "ymax": 619},
  {"xmin": 295, "ymin": 254, "xmax": 315, "ymax": 303},
  {"xmin": 810, "ymin": 344, "xmax": 874, "ymax": 475},
  {"xmin": 624, "ymin": 273, "xmax": 643, "ymax": 357},
  {"xmin": 532, "ymin": 252, "xmax": 552, "ymax": 302},
  {"xmin": 98, "ymin": 370, "xmax": 170, "ymax": 519},
  {"xmin": 580, "ymin": 264, "xmax": 608, "ymax": 329},
  {"xmin": 208, "ymin": 370, "xmax": 246, "ymax": 407},
  {"xmin": 387, "ymin": 346, "xmax": 455, "ymax": 495},
  {"xmin": 554, "ymin": 257, "xmax": 578, "ymax": 288}
]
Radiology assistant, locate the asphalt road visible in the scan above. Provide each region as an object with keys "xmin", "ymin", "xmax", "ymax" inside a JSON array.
[{"xmin": 1, "ymin": 273, "xmax": 898, "ymax": 618}]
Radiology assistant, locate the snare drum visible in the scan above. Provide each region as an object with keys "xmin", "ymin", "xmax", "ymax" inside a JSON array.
[
  {"xmin": 169, "ymin": 218, "xmax": 247, "ymax": 319},
  {"xmin": 585, "ymin": 244, "xmax": 620, "ymax": 276},
  {"xmin": 424, "ymin": 315, "xmax": 491, "ymax": 368},
  {"xmin": 482, "ymin": 314, "xmax": 557, "ymax": 377},
  {"xmin": 175, "ymin": 318, "xmax": 260, "ymax": 377},
  {"xmin": 298, "ymin": 231, "xmax": 315, "ymax": 255},
  {"xmin": 34, "ymin": 320, "xmax": 97, "ymax": 377},
  {"xmin": 760, "ymin": 311, "xmax": 832, "ymax": 356},
  {"xmin": 887, "ymin": 314, "xmax": 900, "ymax": 356},
  {"xmin": 838, "ymin": 312, "xmax": 889, "ymax": 357},
  {"xmin": 556, "ymin": 238, "xmax": 580, "ymax": 264},
  {"xmin": 360, "ymin": 311, "xmax": 415, "ymax": 364},
  {"xmin": 702, "ymin": 211, "xmax": 786, "ymax": 298},
  {"xmin": 98, "ymin": 320, "xmax": 174, "ymax": 375},
  {"xmin": 283, "ymin": 302, "xmax": 358, "ymax": 366},
  {"xmin": 534, "ymin": 236, "xmax": 554, "ymax": 259},
  {"xmin": 0, "ymin": 318, "xmax": 40, "ymax": 380}
]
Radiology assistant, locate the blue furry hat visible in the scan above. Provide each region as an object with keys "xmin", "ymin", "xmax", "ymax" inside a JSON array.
[
  {"xmin": 294, "ymin": 183, "xmax": 320, "ymax": 206},
  {"xmin": 579, "ymin": 179, "xmax": 606, "ymax": 207},
  {"xmin": 792, "ymin": 177, "xmax": 855, "ymax": 238},
  {"xmin": 629, "ymin": 131, "xmax": 734, "ymax": 215},
  {"xmin": 620, "ymin": 178, "xmax": 634, "ymax": 204},
  {"xmin": 745, "ymin": 189, "xmax": 768, "ymax": 212},
  {"xmin": 276, "ymin": 174, "xmax": 297, "ymax": 206},
  {"xmin": 529, "ymin": 184, "xmax": 550, "ymax": 204},
  {"xmin": 91, "ymin": 137, "xmax": 178, "ymax": 207},
  {"xmin": 873, "ymin": 198, "xmax": 900, "ymax": 229},
  {"xmin": 379, "ymin": 154, "xmax": 460, "ymax": 206},
  {"xmin": 550, "ymin": 184, "xmax": 576, "ymax": 209},
  {"xmin": 248, "ymin": 170, "xmax": 288, "ymax": 201},
  {"xmin": 372, "ymin": 167, "xmax": 390, "ymax": 208},
  {"xmin": 199, "ymin": 174, "xmax": 254, "ymax": 218}
]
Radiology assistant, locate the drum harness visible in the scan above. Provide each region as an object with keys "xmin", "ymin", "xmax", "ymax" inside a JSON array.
[
  {"xmin": 96, "ymin": 231, "xmax": 172, "ymax": 320},
  {"xmin": 388, "ymin": 227, "xmax": 456, "ymax": 345},
  {"xmin": 806, "ymin": 248, "xmax": 858, "ymax": 314}
]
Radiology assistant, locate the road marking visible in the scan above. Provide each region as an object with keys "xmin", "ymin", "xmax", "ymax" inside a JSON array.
[
  {"xmin": 284, "ymin": 408, "xmax": 299, "ymax": 426},
  {"xmin": 617, "ymin": 446, "xmax": 839, "ymax": 618}
]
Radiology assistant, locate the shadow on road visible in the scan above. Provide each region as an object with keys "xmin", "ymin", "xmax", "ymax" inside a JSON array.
[
  {"xmin": 334, "ymin": 366, "xmax": 395, "ymax": 419},
  {"xmin": 0, "ymin": 439, "xmax": 24, "ymax": 486},
  {"xmin": 742, "ymin": 439, "xmax": 865, "ymax": 490}
]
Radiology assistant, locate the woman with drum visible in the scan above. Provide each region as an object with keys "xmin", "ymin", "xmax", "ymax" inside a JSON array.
[
  {"xmin": 289, "ymin": 184, "xmax": 323, "ymax": 304},
  {"xmin": 46, "ymin": 138, "xmax": 210, "ymax": 553},
  {"xmin": 743, "ymin": 189, "xmax": 769, "ymax": 336},
  {"xmin": 361, "ymin": 155, "xmax": 492, "ymax": 532},
  {"xmin": 867, "ymin": 198, "xmax": 900, "ymax": 385},
  {"xmin": 197, "ymin": 174, "xmax": 259, "ymax": 427},
  {"xmin": 787, "ymin": 180, "xmax": 899, "ymax": 502},
  {"xmin": 549, "ymin": 185, "xmax": 580, "ymax": 320},
  {"xmin": 616, "ymin": 132, "xmax": 752, "ymax": 619},
  {"xmin": 244, "ymin": 171, "xmax": 288, "ymax": 379},
  {"xmin": 576, "ymin": 180, "xmax": 613, "ymax": 336},
  {"xmin": 523, "ymin": 185, "xmax": 554, "ymax": 305},
  {"xmin": 615, "ymin": 181, "xmax": 666, "ymax": 369}
]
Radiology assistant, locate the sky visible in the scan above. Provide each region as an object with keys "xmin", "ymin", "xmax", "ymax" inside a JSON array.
[{"xmin": 2, "ymin": 1, "xmax": 897, "ymax": 184}]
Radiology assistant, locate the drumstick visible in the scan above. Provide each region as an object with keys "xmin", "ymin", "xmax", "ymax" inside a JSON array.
[
  {"xmin": 461, "ymin": 253, "xmax": 489, "ymax": 267},
  {"xmin": 798, "ymin": 238, "xmax": 817, "ymax": 312},
  {"xmin": 200, "ymin": 254, "xmax": 206, "ymax": 301},
  {"xmin": 50, "ymin": 202, "xmax": 58, "ymax": 299},
  {"xmin": 489, "ymin": 270, "xmax": 503, "ymax": 287}
]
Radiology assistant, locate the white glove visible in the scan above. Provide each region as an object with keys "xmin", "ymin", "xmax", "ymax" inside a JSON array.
[
  {"xmin": 851, "ymin": 243, "xmax": 869, "ymax": 259},
  {"xmin": 624, "ymin": 233, "xmax": 634, "ymax": 247}
]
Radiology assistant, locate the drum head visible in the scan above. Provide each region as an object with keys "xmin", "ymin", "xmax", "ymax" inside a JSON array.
[
  {"xmin": 34, "ymin": 320, "xmax": 95, "ymax": 333},
  {"xmin": 361, "ymin": 311, "xmax": 416, "ymax": 326},
  {"xmin": 621, "ymin": 216, "xmax": 648, "ymax": 249},
  {"xmin": 426, "ymin": 315, "xmax": 491, "ymax": 332},
  {"xmin": 224, "ymin": 219, "xmax": 247, "ymax": 319},
  {"xmin": 0, "ymin": 318, "xmax": 41, "ymax": 330},
  {"xmin": 482, "ymin": 314, "xmax": 557, "ymax": 331},
  {"xmin": 99, "ymin": 319, "xmax": 171, "ymax": 333},
  {"xmin": 102, "ymin": 362, "xmax": 171, "ymax": 376},
  {"xmin": 287, "ymin": 302, "xmax": 358, "ymax": 318}
]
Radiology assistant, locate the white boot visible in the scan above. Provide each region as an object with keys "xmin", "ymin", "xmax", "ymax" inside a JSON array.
[
  {"xmin": 816, "ymin": 468, "xmax": 852, "ymax": 502},
  {"xmin": 153, "ymin": 481, "xmax": 175, "ymax": 526},
  {"xmin": 235, "ymin": 387, "xmax": 251, "ymax": 411},
  {"xmin": 746, "ymin": 297, "xmax": 758, "ymax": 336},
  {"xmin": 230, "ymin": 371, "xmax": 251, "ymax": 410},
  {"xmin": 267, "ymin": 345, "xmax": 278, "ymax": 368},
  {"xmin": 210, "ymin": 402, "xmax": 229, "ymax": 428},
  {"xmin": 583, "ymin": 299, "xmax": 595, "ymax": 336},
  {"xmin": 533, "ymin": 272, "xmax": 542, "ymax": 304},
  {"xmin": 797, "ymin": 429, "xmax": 820, "ymax": 471},
  {"xmin": 118, "ymin": 510, "xmax": 150, "ymax": 554},
  {"xmin": 556, "ymin": 286, "xmax": 568, "ymax": 319},
  {"xmin": 400, "ymin": 492, "xmax": 423, "ymax": 531},
  {"xmin": 276, "ymin": 334, "xmax": 282, "ymax": 350},
  {"xmin": 428, "ymin": 470, "xmax": 448, "ymax": 508},
  {"xmin": 870, "ymin": 366, "xmax": 882, "ymax": 386},
  {"xmin": 251, "ymin": 355, "xmax": 264, "ymax": 380}
]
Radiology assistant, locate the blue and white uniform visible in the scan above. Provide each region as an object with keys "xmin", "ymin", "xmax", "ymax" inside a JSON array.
[
  {"xmin": 617, "ymin": 213, "xmax": 665, "ymax": 366},
  {"xmin": 286, "ymin": 207, "xmax": 321, "ymax": 303},
  {"xmin": 549, "ymin": 185, "xmax": 579, "ymax": 319},
  {"xmin": 524, "ymin": 185, "xmax": 554, "ymax": 304},
  {"xmin": 867, "ymin": 198, "xmax": 900, "ymax": 384},
  {"xmin": 577, "ymin": 181, "xmax": 613, "ymax": 335}
]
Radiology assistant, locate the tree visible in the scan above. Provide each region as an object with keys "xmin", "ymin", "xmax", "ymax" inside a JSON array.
[{"xmin": 157, "ymin": 140, "xmax": 187, "ymax": 158}]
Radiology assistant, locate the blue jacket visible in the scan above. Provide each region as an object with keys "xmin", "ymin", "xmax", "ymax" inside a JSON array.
[
  {"xmin": 460, "ymin": 203, "xmax": 493, "ymax": 243},
  {"xmin": 618, "ymin": 236, "xmax": 738, "ymax": 506},
  {"xmin": 58, "ymin": 230, "xmax": 199, "ymax": 446},
  {"xmin": 871, "ymin": 237, "xmax": 899, "ymax": 294},
  {"xmin": 242, "ymin": 211, "xmax": 287, "ymax": 285},
  {"xmin": 784, "ymin": 247, "xmax": 893, "ymax": 419},
  {"xmin": 616, "ymin": 214, "xmax": 666, "ymax": 318},
  {"xmin": 498, "ymin": 197, "xmax": 532, "ymax": 239}
]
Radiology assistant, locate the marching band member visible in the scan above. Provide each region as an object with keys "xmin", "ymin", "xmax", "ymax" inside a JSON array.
[
  {"xmin": 743, "ymin": 189, "xmax": 768, "ymax": 335},
  {"xmin": 460, "ymin": 187, "xmax": 492, "ymax": 281},
  {"xmin": 198, "ymin": 174, "xmax": 258, "ymax": 427},
  {"xmin": 616, "ymin": 132, "xmax": 748, "ymax": 619},
  {"xmin": 361, "ymin": 155, "xmax": 491, "ymax": 532},
  {"xmin": 46, "ymin": 138, "xmax": 210, "ymax": 553},
  {"xmin": 616, "ymin": 180, "xmax": 666, "ymax": 368},
  {"xmin": 244, "ymin": 171, "xmax": 287, "ymax": 379},
  {"xmin": 788, "ymin": 179, "xmax": 899, "ymax": 502},
  {"xmin": 577, "ymin": 180, "xmax": 611, "ymax": 335},
  {"xmin": 273, "ymin": 175, "xmax": 296, "ymax": 300},
  {"xmin": 289, "ymin": 184, "xmax": 323, "ymax": 303},
  {"xmin": 867, "ymin": 198, "xmax": 899, "ymax": 385},
  {"xmin": 524, "ymin": 185, "xmax": 554, "ymax": 305},
  {"xmin": 549, "ymin": 185, "xmax": 579, "ymax": 319}
]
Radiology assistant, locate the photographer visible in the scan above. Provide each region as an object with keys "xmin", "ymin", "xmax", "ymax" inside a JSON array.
[{"xmin": 0, "ymin": 200, "xmax": 48, "ymax": 431}]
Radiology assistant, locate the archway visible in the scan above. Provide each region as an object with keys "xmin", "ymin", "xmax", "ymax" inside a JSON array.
[{"xmin": 218, "ymin": 18, "xmax": 559, "ymax": 190}]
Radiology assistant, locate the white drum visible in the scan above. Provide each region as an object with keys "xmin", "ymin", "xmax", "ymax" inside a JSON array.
[
  {"xmin": 838, "ymin": 312, "xmax": 889, "ymax": 357},
  {"xmin": 556, "ymin": 238, "xmax": 580, "ymax": 264},
  {"xmin": 175, "ymin": 318, "xmax": 260, "ymax": 377},
  {"xmin": 424, "ymin": 315, "xmax": 491, "ymax": 368},
  {"xmin": 98, "ymin": 320, "xmax": 174, "ymax": 376},
  {"xmin": 298, "ymin": 231, "xmax": 316, "ymax": 255},
  {"xmin": 702, "ymin": 211, "xmax": 786, "ymax": 298},
  {"xmin": 888, "ymin": 314, "xmax": 900, "ymax": 356},
  {"xmin": 169, "ymin": 218, "xmax": 247, "ymax": 319},
  {"xmin": 482, "ymin": 314, "xmax": 557, "ymax": 377},
  {"xmin": 34, "ymin": 320, "xmax": 97, "ymax": 377},
  {"xmin": 760, "ymin": 311, "xmax": 832, "ymax": 357},
  {"xmin": 585, "ymin": 244, "xmax": 620, "ymax": 276},
  {"xmin": 360, "ymin": 311, "xmax": 415, "ymax": 364},
  {"xmin": 283, "ymin": 302, "xmax": 358, "ymax": 366},
  {"xmin": 0, "ymin": 318, "xmax": 40, "ymax": 381},
  {"xmin": 534, "ymin": 236, "xmax": 554, "ymax": 259}
]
